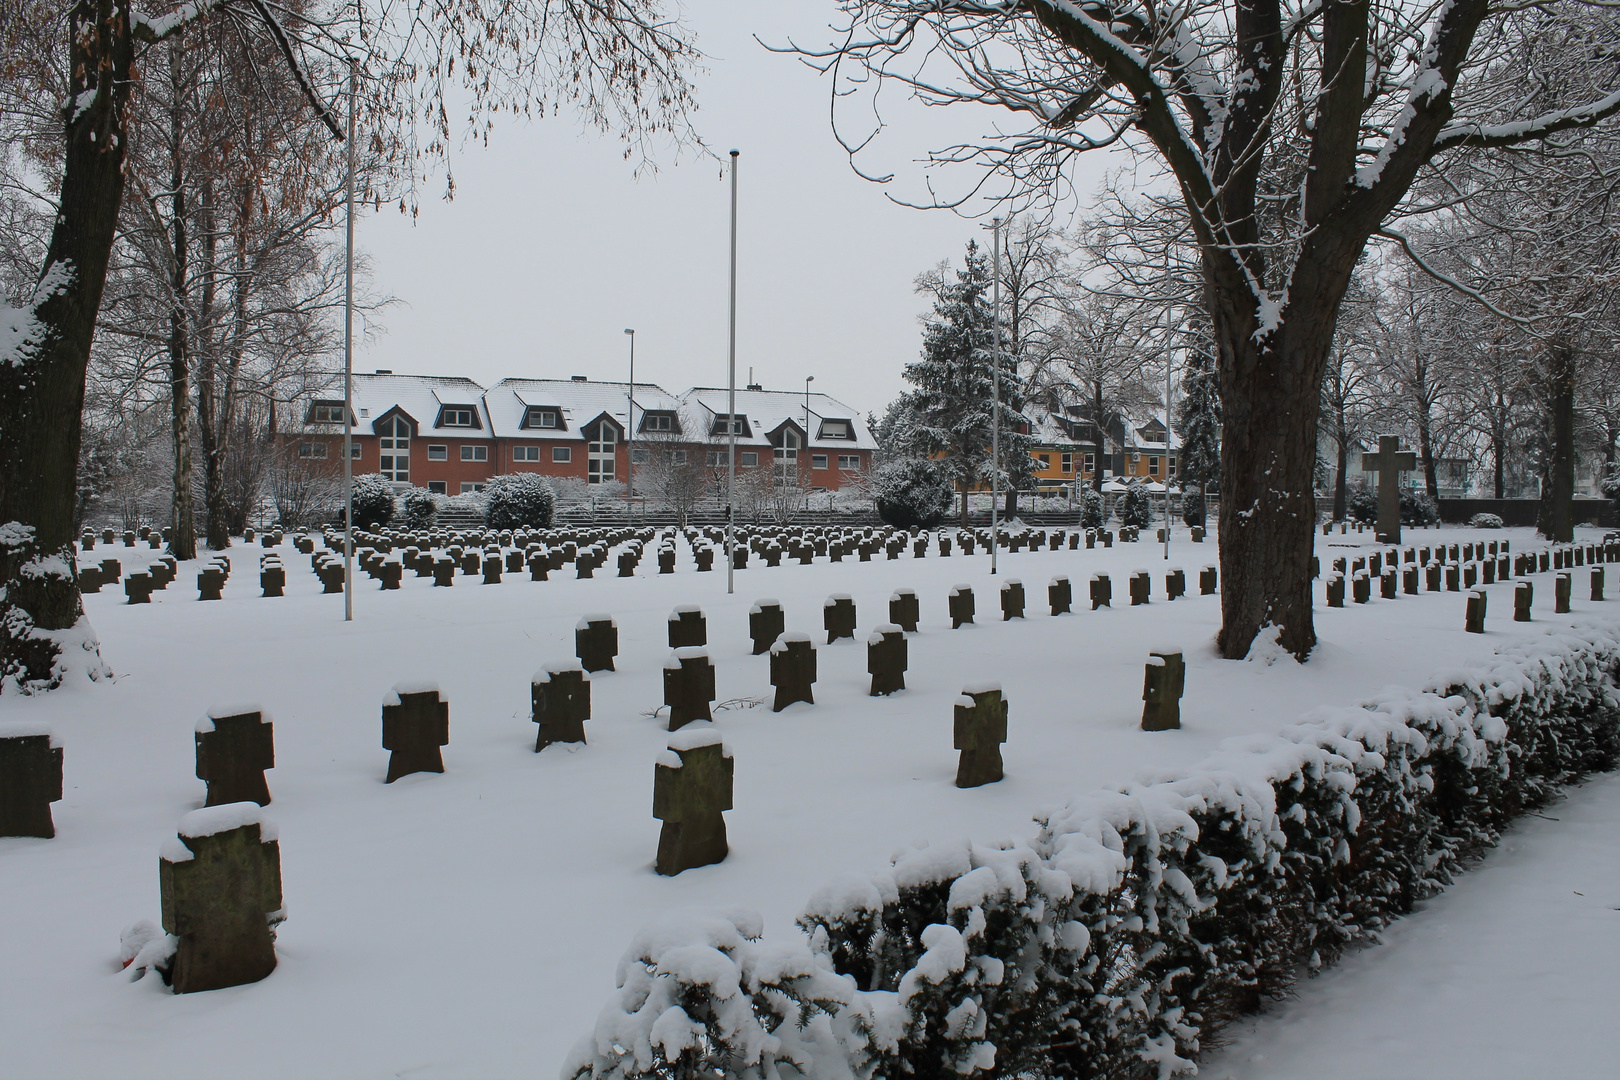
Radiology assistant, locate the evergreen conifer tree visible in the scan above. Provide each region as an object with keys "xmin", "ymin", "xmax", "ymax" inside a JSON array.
[{"xmin": 1176, "ymin": 326, "xmax": 1221, "ymax": 526}]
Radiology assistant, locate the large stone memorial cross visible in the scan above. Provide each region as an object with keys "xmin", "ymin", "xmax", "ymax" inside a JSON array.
[
  {"xmin": 954, "ymin": 684, "xmax": 1008, "ymax": 788},
  {"xmin": 533, "ymin": 663, "xmax": 590, "ymax": 750},
  {"xmin": 381, "ymin": 683, "xmax": 449, "ymax": 782},
  {"xmin": 159, "ymin": 804, "xmax": 283, "ymax": 993},
  {"xmin": 653, "ymin": 725, "xmax": 733, "ymax": 875},
  {"xmin": 0, "ymin": 721, "xmax": 63, "ymax": 838},
  {"xmin": 1361, "ymin": 434, "xmax": 1417, "ymax": 543},
  {"xmin": 195, "ymin": 708, "xmax": 274, "ymax": 807}
]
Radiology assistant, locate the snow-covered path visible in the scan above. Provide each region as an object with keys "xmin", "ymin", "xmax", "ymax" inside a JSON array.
[
  {"xmin": 0, "ymin": 524, "xmax": 1611, "ymax": 1077},
  {"xmin": 1203, "ymin": 769, "xmax": 1620, "ymax": 1080}
]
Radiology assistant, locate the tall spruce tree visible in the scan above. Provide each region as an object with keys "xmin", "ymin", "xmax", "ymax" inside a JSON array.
[
  {"xmin": 900, "ymin": 240, "xmax": 1033, "ymax": 527},
  {"xmin": 1175, "ymin": 324, "xmax": 1221, "ymax": 525}
]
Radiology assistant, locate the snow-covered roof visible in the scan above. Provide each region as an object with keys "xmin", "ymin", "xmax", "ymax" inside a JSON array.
[
  {"xmin": 484, "ymin": 377, "xmax": 684, "ymax": 442},
  {"xmin": 679, "ymin": 387, "xmax": 876, "ymax": 451},
  {"xmin": 1118, "ymin": 413, "xmax": 1181, "ymax": 453},
  {"xmin": 301, "ymin": 373, "xmax": 495, "ymax": 440}
]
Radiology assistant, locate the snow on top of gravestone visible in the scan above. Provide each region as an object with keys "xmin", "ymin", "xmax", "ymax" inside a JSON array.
[
  {"xmin": 961, "ymin": 680, "xmax": 1001, "ymax": 696},
  {"xmin": 1048, "ymin": 576, "xmax": 1068, "ymax": 586},
  {"xmin": 670, "ymin": 604, "xmax": 702, "ymax": 617},
  {"xmin": 824, "ymin": 594, "xmax": 852, "ymax": 605},
  {"xmin": 665, "ymin": 646, "xmax": 708, "ymax": 667},
  {"xmin": 770, "ymin": 631, "xmax": 813, "ymax": 654},
  {"xmin": 889, "ymin": 589, "xmax": 914, "ymax": 601},
  {"xmin": 666, "ymin": 721, "xmax": 730, "ymax": 756},
  {"xmin": 1150, "ymin": 645, "xmax": 1183, "ymax": 657},
  {"xmin": 576, "ymin": 614, "xmax": 614, "ymax": 630},
  {"xmin": 177, "ymin": 801, "xmax": 275, "ymax": 841},
  {"xmin": 197, "ymin": 704, "xmax": 269, "ymax": 733},
  {"xmin": 654, "ymin": 748, "xmax": 683, "ymax": 769},
  {"xmin": 383, "ymin": 680, "xmax": 439, "ymax": 706},
  {"xmin": 1000, "ymin": 578, "xmax": 1021, "ymax": 588},
  {"xmin": 532, "ymin": 661, "xmax": 585, "ymax": 683},
  {"xmin": 748, "ymin": 599, "xmax": 779, "ymax": 613},
  {"xmin": 1145, "ymin": 655, "xmax": 1166, "ymax": 668},
  {"xmin": 950, "ymin": 584, "xmax": 972, "ymax": 594},
  {"xmin": 0, "ymin": 719, "xmax": 59, "ymax": 746},
  {"xmin": 871, "ymin": 622, "xmax": 902, "ymax": 637}
]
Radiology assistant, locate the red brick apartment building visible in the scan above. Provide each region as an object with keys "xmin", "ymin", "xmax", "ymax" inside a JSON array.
[{"xmin": 290, "ymin": 373, "xmax": 876, "ymax": 494}]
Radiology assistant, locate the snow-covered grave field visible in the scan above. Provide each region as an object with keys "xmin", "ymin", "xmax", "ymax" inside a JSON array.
[{"xmin": 1, "ymin": 523, "xmax": 1613, "ymax": 1077}]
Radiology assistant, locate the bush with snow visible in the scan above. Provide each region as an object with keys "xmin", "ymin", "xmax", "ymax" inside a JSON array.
[
  {"xmin": 569, "ymin": 628, "xmax": 1620, "ymax": 1079},
  {"xmin": 483, "ymin": 473, "xmax": 555, "ymax": 529},
  {"xmin": 1118, "ymin": 481, "xmax": 1155, "ymax": 526},
  {"xmin": 1470, "ymin": 512, "xmax": 1505, "ymax": 529},
  {"xmin": 1078, "ymin": 486, "xmax": 1105, "ymax": 528},
  {"xmin": 349, "ymin": 474, "xmax": 396, "ymax": 529},
  {"xmin": 1348, "ymin": 485, "xmax": 1440, "ymax": 526},
  {"xmin": 872, "ymin": 458, "xmax": 955, "ymax": 529},
  {"xmin": 401, "ymin": 488, "xmax": 438, "ymax": 528}
]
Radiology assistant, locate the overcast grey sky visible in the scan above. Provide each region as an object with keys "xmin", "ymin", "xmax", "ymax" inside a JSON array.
[{"xmin": 354, "ymin": 1, "xmax": 1112, "ymax": 421}]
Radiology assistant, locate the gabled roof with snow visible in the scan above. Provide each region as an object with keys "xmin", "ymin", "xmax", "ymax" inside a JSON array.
[
  {"xmin": 301, "ymin": 373, "xmax": 494, "ymax": 439},
  {"xmin": 484, "ymin": 377, "xmax": 684, "ymax": 442},
  {"xmin": 679, "ymin": 387, "xmax": 876, "ymax": 451},
  {"xmin": 1117, "ymin": 413, "xmax": 1181, "ymax": 452}
]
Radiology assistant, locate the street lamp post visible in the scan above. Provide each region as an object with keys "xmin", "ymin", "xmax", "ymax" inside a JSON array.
[
  {"xmin": 624, "ymin": 328, "xmax": 635, "ymax": 520},
  {"xmin": 726, "ymin": 150, "xmax": 739, "ymax": 595},
  {"xmin": 990, "ymin": 216, "xmax": 1002, "ymax": 577},
  {"xmin": 342, "ymin": 57, "xmax": 356, "ymax": 622}
]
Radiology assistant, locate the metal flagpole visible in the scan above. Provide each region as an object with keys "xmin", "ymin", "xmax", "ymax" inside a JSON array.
[
  {"xmin": 726, "ymin": 150, "xmax": 739, "ymax": 595},
  {"xmin": 342, "ymin": 58, "xmax": 356, "ymax": 622},
  {"xmin": 624, "ymin": 328, "xmax": 635, "ymax": 520},
  {"xmin": 990, "ymin": 217, "xmax": 1002, "ymax": 577}
]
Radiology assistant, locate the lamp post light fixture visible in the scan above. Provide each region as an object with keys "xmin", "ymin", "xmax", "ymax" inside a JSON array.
[{"xmin": 624, "ymin": 328, "xmax": 635, "ymax": 518}]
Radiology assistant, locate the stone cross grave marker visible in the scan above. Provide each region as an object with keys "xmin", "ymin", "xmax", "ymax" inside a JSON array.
[
  {"xmin": 576, "ymin": 615, "xmax": 618, "ymax": 672},
  {"xmin": 824, "ymin": 595, "xmax": 857, "ymax": 643},
  {"xmin": 1361, "ymin": 434, "xmax": 1417, "ymax": 543},
  {"xmin": 1465, "ymin": 589, "xmax": 1487, "ymax": 634},
  {"xmin": 1353, "ymin": 570, "xmax": 1371, "ymax": 604},
  {"xmin": 1200, "ymin": 566, "xmax": 1218, "ymax": 595},
  {"xmin": 889, "ymin": 589, "xmax": 920, "ymax": 632},
  {"xmin": 195, "ymin": 708, "xmax": 273, "ymax": 807},
  {"xmin": 1555, "ymin": 571, "xmax": 1572, "ymax": 614},
  {"xmin": 125, "ymin": 570, "xmax": 154, "ymax": 604},
  {"xmin": 664, "ymin": 647, "xmax": 716, "ymax": 730},
  {"xmin": 867, "ymin": 624, "xmax": 907, "ymax": 696},
  {"xmin": 750, "ymin": 600, "xmax": 785, "ymax": 655},
  {"xmin": 1327, "ymin": 572, "xmax": 1346, "ymax": 607},
  {"xmin": 1515, "ymin": 581, "xmax": 1533, "ymax": 622},
  {"xmin": 1000, "ymin": 579, "xmax": 1025, "ymax": 620},
  {"xmin": 653, "ymin": 724, "xmax": 733, "ymax": 876},
  {"xmin": 954, "ymin": 684, "xmax": 1007, "ymax": 788},
  {"xmin": 1090, "ymin": 573, "xmax": 1112, "ymax": 610},
  {"xmin": 769, "ymin": 633, "xmax": 817, "ymax": 711},
  {"xmin": 260, "ymin": 559, "xmax": 285, "ymax": 597},
  {"xmin": 1141, "ymin": 650, "xmax": 1186, "ymax": 731},
  {"xmin": 159, "ymin": 803, "xmax": 282, "ymax": 993},
  {"xmin": 1049, "ymin": 576, "xmax": 1072, "ymax": 615},
  {"xmin": 1129, "ymin": 570, "xmax": 1151, "ymax": 606},
  {"xmin": 949, "ymin": 584, "xmax": 976, "ymax": 628},
  {"xmin": 533, "ymin": 663, "xmax": 590, "ymax": 751},
  {"xmin": 1593, "ymin": 567, "xmax": 1605, "ymax": 602},
  {"xmin": 1166, "ymin": 568, "xmax": 1186, "ymax": 600},
  {"xmin": 197, "ymin": 566, "xmax": 225, "ymax": 601},
  {"xmin": 381, "ymin": 683, "xmax": 449, "ymax": 783},
  {"xmin": 0, "ymin": 722, "xmax": 63, "ymax": 838},
  {"xmin": 668, "ymin": 606, "xmax": 707, "ymax": 649}
]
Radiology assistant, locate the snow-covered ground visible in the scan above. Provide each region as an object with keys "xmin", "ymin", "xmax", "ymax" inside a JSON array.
[
  {"xmin": 0, "ymin": 523, "xmax": 1611, "ymax": 1078},
  {"xmin": 1203, "ymin": 768, "xmax": 1620, "ymax": 1080}
]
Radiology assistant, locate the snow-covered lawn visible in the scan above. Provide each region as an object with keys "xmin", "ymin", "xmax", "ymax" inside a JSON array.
[
  {"xmin": 0, "ymin": 524, "xmax": 1609, "ymax": 1078},
  {"xmin": 1203, "ymin": 768, "xmax": 1620, "ymax": 1080}
]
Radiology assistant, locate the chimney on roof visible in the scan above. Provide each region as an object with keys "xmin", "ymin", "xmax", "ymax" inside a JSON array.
[
  {"xmin": 746, "ymin": 383, "xmax": 763, "ymax": 391},
  {"xmin": 571, "ymin": 375, "xmax": 588, "ymax": 382},
  {"xmin": 374, "ymin": 369, "xmax": 392, "ymax": 375}
]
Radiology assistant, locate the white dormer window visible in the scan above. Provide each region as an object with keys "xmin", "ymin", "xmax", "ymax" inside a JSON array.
[
  {"xmin": 309, "ymin": 402, "xmax": 346, "ymax": 424},
  {"xmin": 712, "ymin": 414, "xmax": 747, "ymax": 436},
  {"xmin": 642, "ymin": 413, "xmax": 674, "ymax": 432},
  {"xmin": 820, "ymin": 420, "xmax": 850, "ymax": 440},
  {"xmin": 442, "ymin": 407, "xmax": 475, "ymax": 427},
  {"xmin": 527, "ymin": 408, "xmax": 558, "ymax": 429}
]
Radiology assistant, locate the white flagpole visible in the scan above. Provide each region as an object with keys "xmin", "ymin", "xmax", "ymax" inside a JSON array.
[
  {"xmin": 726, "ymin": 149, "xmax": 739, "ymax": 595},
  {"xmin": 342, "ymin": 58, "xmax": 356, "ymax": 622}
]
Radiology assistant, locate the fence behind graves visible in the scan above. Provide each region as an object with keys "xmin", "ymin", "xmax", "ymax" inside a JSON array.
[{"xmin": 567, "ymin": 625, "xmax": 1620, "ymax": 1079}]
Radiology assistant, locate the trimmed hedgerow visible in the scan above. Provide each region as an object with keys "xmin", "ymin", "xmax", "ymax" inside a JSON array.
[{"xmin": 568, "ymin": 626, "xmax": 1620, "ymax": 1079}]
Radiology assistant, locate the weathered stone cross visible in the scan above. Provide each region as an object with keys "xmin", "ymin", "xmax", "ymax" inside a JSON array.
[{"xmin": 1362, "ymin": 434, "xmax": 1417, "ymax": 543}]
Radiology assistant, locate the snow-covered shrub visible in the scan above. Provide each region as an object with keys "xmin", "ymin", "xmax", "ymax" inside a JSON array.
[
  {"xmin": 1349, "ymin": 485, "xmax": 1440, "ymax": 525},
  {"xmin": 483, "ymin": 473, "xmax": 555, "ymax": 529},
  {"xmin": 401, "ymin": 488, "xmax": 438, "ymax": 528},
  {"xmin": 872, "ymin": 458, "xmax": 955, "ymax": 529},
  {"xmin": 1182, "ymin": 488, "xmax": 1206, "ymax": 527},
  {"xmin": 1118, "ymin": 481, "xmax": 1156, "ymax": 526},
  {"xmin": 349, "ymin": 473, "xmax": 396, "ymax": 529},
  {"xmin": 1078, "ymin": 486, "xmax": 1105, "ymax": 528},
  {"xmin": 571, "ymin": 629, "xmax": 1620, "ymax": 1079},
  {"xmin": 1470, "ymin": 512, "xmax": 1504, "ymax": 529}
]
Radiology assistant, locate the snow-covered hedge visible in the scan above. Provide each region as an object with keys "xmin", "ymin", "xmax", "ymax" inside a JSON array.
[
  {"xmin": 873, "ymin": 458, "xmax": 955, "ymax": 529},
  {"xmin": 1470, "ymin": 512, "xmax": 1505, "ymax": 529},
  {"xmin": 567, "ymin": 626, "xmax": 1620, "ymax": 1079},
  {"xmin": 484, "ymin": 474, "xmax": 556, "ymax": 529}
]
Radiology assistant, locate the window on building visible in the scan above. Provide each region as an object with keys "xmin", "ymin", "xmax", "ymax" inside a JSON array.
[
  {"xmin": 711, "ymin": 414, "xmax": 747, "ymax": 436},
  {"xmin": 1037, "ymin": 453, "xmax": 1051, "ymax": 471},
  {"xmin": 706, "ymin": 451, "xmax": 729, "ymax": 467},
  {"xmin": 1061, "ymin": 452, "xmax": 1073, "ymax": 473},
  {"xmin": 459, "ymin": 482, "xmax": 486, "ymax": 493},
  {"xmin": 298, "ymin": 441, "xmax": 328, "ymax": 459},
  {"xmin": 811, "ymin": 454, "xmax": 829, "ymax": 469},
  {"xmin": 460, "ymin": 444, "xmax": 488, "ymax": 462},
  {"xmin": 552, "ymin": 446, "xmax": 572, "ymax": 463},
  {"xmin": 359, "ymin": 408, "xmax": 369, "ymax": 418},
  {"xmin": 671, "ymin": 450, "xmax": 688, "ymax": 465},
  {"xmin": 525, "ymin": 408, "xmax": 559, "ymax": 429},
  {"xmin": 427, "ymin": 481, "xmax": 446, "ymax": 494},
  {"xmin": 630, "ymin": 448, "xmax": 650, "ymax": 464},
  {"xmin": 441, "ymin": 408, "xmax": 475, "ymax": 427},
  {"xmin": 310, "ymin": 402, "xmax": 346, "ymax": 424},
  {"xmin": 427, "ymin": 445, "xmax": 448, "ymax": 461},
  {"xmin": 1168, "ymin": 457, "xmax": 1177, "ymax": 477},
  {"xmin": 740, "ymin": 452, "xmax": 758, "ymax": 467},
  {"xmin": 642, "ymin": 413, "xmax": 674, "ymax": 432},
  {"xmin": 378, "ymin": 415, "xmax": 410, "ymax": 481},
  {"xmin": 1148, "ymin": 456, "xmax": 1160, "ymax": 476},
  {"xmin": 1083, "ymin": 452, "xmax": 1095, "ymax": 474},
  {"xmin": 838, "ymin": 455, "xmax": 861, "ymax": 471},
  {"xmin": 587, "ymin": 422, "xmax": 617, "ymax": 483},
  {"xmin": 819, "ymin": 420, "xmax": 850, "ymax": 440},
  {"xmin": 513, "ymin": 445, "xmax": 540, "ymax": 462},
  {"xmin": 345, "ymin": 441, "xmax": 360, "ymax": 459}
]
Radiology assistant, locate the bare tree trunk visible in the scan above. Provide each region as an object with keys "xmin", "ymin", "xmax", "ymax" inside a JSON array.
[
  {"xmin": 958, "ymin": 477, "xmax": 970, "ymax": 529},
  {"xmin": 165, "ymin": 47, "xmax": 198, "ymax": 561},
  {"xmin": 1091, "ymin": 384, "xmax": 1106, "ymax": 493},
  {"xmin": 1417, "ymin": 410, "xmax": 1439, "ymax": 501},
  {"xmin": 1333, "ymin": 419, "xmax": 1349, "ymax": 521},
  {"xmin": 0, "ymin": 0, "xmax": 130, "ymax": 690},
  {"xmin": 1492, "ymin": 391, "xmax": 1507, "ymax": 499},
  {"xmin": 1541, "ymin": 341, "xmax": 1576, "ymax": 542}
]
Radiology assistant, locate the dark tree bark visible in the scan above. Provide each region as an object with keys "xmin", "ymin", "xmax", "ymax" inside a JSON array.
[
  {"xmin": 1333, "ymin": 428, "xmax": 1350, "ymax": 522},
  {"xmin": 166, "ymin": 50, "xmax": 198, "ymax": 561},
  {"xmin": 1540, "ymin": 342, "xmax": 1576, "ymax": 541},
  {"xmin": 0, "ymin": 0, "xmax": 133, "ymax": 690}
]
